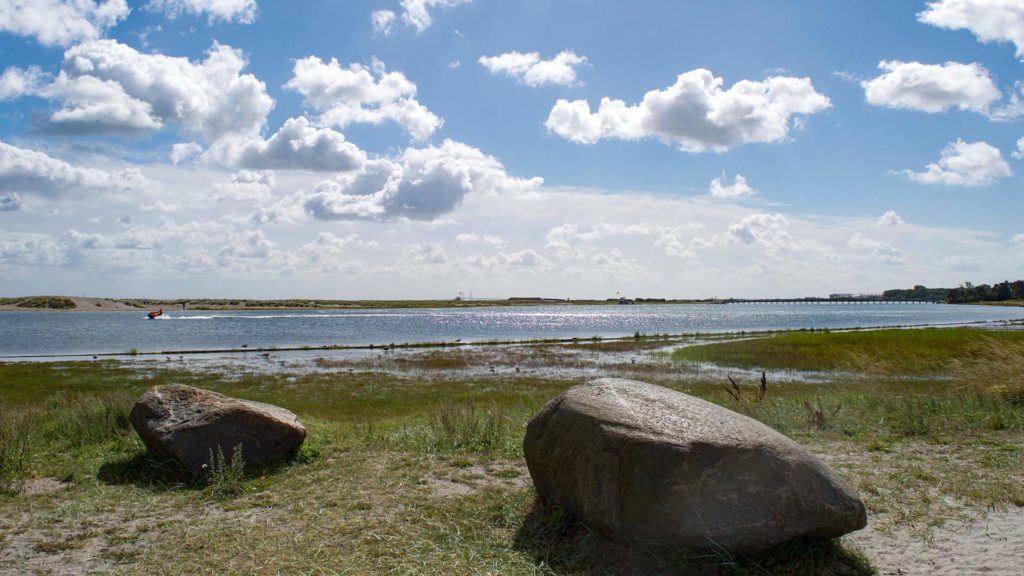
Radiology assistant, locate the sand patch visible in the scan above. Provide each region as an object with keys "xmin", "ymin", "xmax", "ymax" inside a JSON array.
[{"xmin": 850, "ymin": 507, "xmax": 1024, "ymax": 575}]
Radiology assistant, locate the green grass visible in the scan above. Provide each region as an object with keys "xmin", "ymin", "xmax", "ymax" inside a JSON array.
[
  {"xmin": 977, "ymin": 299, "xmax": 1024, "ymax": 307},
  {"xmin": 2, "ymin": 329, "xmax": 1024, "ymax": 573},
  {"xmin": 670, "ymin": 327, "xmax": 1024, "ymax": 374}
]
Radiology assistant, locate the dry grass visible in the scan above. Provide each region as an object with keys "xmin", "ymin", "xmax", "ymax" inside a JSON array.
[{"xmin": 951, "ymin": 336, "xmax": 1024, "ymax": 401}]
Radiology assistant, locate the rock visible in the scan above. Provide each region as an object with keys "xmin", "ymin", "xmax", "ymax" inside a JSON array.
[
  {"xmin": 129, "ymin": 384, "xmax": 306, "ymax": 474},
  {"xmin": 523, "ymin": 378, "xmax": 866, "ymax": 554}
]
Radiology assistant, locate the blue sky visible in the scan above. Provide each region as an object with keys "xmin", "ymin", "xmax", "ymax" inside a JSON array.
[{"xmin": 0, "ymin": 0, "xmax": 1022, "ymax": 299}]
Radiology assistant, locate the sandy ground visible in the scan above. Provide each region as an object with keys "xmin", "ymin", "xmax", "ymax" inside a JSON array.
[{"xmin": 850, "ymin": 507, "xmax": 1024, "ymax": 575}]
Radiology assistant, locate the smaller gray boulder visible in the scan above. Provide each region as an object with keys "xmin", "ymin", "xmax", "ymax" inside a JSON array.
[
  {"xmin": 524, "ymin": 378, "xmax": 866, "ymax": 554},
  {"xmin": 129, "ymin": 384, "xmax": 306, "ymax": 474}
]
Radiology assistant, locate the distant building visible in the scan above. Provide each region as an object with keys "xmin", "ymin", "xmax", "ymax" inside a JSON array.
[{"xmin": 829, "ymin": 293, "xmax": 854, "ymax": 299}]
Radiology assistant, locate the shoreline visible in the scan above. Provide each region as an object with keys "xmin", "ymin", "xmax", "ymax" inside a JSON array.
[{"xmin": 2, "ymin": 317, "xmax": 1021, "ymax": 362}]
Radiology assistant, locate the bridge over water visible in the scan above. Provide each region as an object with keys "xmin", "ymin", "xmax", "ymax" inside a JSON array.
[{"xmin": 719, "ymin": 298, "xmax": 941, "ymax": 305}]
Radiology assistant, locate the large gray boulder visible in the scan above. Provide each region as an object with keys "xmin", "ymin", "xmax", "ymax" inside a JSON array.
[
  {"xmin": 129, "ymin": 384, "xmax": 306, "ymax": 474},
  {"xmin": 524, "ymin": 378, "xmax": 866, "ymax": 554}
]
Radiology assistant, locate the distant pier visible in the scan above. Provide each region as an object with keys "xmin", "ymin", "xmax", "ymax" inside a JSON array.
[{"xmin": 718, "ymin": 298, "xmax": 940, "ymax": 305}]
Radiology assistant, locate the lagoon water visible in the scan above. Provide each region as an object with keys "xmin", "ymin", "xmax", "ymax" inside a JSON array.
[{"xmin": 1, "ymin": 303, "xmax": 1023, "ymax": 359}]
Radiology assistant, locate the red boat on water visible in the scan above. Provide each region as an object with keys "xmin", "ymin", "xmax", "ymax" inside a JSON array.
[{"xmin": 147, "ymin": 308, "xmax": 164, "ymax": 319}]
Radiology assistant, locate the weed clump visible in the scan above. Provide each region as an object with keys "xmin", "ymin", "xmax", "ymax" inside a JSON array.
[
  {"xmin": 206, "ymin": 444, "xmax": 246, "ymax": 499},
  {"xmin": 0, "ymin": 407, "xmax": 37, "ymax": 494}
]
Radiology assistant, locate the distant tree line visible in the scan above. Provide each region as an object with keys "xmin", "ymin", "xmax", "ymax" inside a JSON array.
[
  {"xmin": 946, "ymin": 280, "xmax": 1024, "ymax": 304},
  {"xmin": 883, "ymin": 281, "xmax": 1024, "ymax": 303},
  {"xmin": 881, "ymin": 285, "xmax": 950, "ymax": 302}
]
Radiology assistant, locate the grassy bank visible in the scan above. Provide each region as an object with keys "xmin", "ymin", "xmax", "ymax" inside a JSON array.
[
  {"xmin": 670, "ymin": 327, "xmax": 1024, "ymax": 376},
  {"xmin": 2, "ymin": 328, "xmax": 1023, "ymax": 573}
]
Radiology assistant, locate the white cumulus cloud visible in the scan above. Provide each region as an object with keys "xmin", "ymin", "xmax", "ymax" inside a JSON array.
[
  {"xmin": 170, "ymin": 142, "xmax": 203, "ymax": 164},
  {"xmin": 42, "ymin": 40, "xmax": 273, "ymax": 141},
  {"xmin": 904, "ymin": 139, "xmax": 1012, "ymax": 186},
  {"xmin": 285, "ymin": 56, "xmax": 442, "ymax": 141},
  {"xmin": 545, "ymin": 68, "xmax": 830, "ymax": 152},
  {"xmin": 877, "ymin": 211, "xmax": 906, "ymax": 226},
  {"xmin": 398, "ymin": 0, "xmax": 470, "ymax": 33},
  {"xmin": 147, "ymin": 0, "xmax": 257, "ymax": 24},
  {"xmin": 207, "ymin": 116, "xmax": 366, "ymax": 172},
  {"xmin": 303, "ymin": 139, "xmax": 542, "ymax": 221},
  {"xmin": 1013, "ymin": 136, "xmax": 1024, "ymax": 159},
  {"xmin": 0, "ymin": 66, "xmax": 48, "ymax": 100},
  {"xmin": 0, "ymin": 0, "xmax": 129, "ymax": 47},
  {"xmin": 478, "ymin": 50, "xmax": 587, "ymax": 87},
  {"xmin": 861, "ymin": 60, "xmax": 1000, "ymax": 114},
  {"xmin": 0, "ymin": 140, "xmax": 153, "ymax": 199},
  {"xmin": 371, "ymin": 9, "xmax": 396, "ymax": 35},
  {"xmin": 213, "ymin": 170, "xmax": 274, "ymax": 202},
  {"xmin": 919, "ymin": 0, "xmax": 1024, "ymax": 60},
  {"xmin": 726, "ymin": 213, "xmax": 793, "ymax": 251},
  {"xmin": 709, "ymin": 174, "xmax": 756, "ymax": 198}
]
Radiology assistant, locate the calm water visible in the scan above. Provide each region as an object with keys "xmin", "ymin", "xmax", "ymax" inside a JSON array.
[{"xmin": 1, "ymin": 303, "xmax": 1022, "ymax": 358}]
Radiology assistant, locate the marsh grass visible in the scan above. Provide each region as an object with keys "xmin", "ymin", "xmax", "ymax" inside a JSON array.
[
  {"xmin": 951, "ymin": 336, "xmax": 1024, "ymax": 401},
  {"xmin": 43, "ymin": 391, "xmax": 135, "ymax": 447},
  {"xmin": 671, "ymin": 327, "xmax": 1024, "ymax": 374}
]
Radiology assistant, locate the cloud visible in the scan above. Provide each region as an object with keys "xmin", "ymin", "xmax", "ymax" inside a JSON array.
[
  {"xmin": 285, "ymin": 56, "xmax": 441, "ymax": 141},
  {"xmin": 0, "ymin": 140, "xmax": 153, "ymax": 199},
  {"xmin": 903, "ymin": 139, "xmax": 1012, "ymax": 186},
  {"xmin": 545, "ymin": 68, "xmax": 830, "ymax": 152},
  {"xmin": 403, "ymin": 242, "xmax": 449, "ymax": 265},
  {"xmin": 918, "ymin": 0, "xmax": 1024, "ymax": 60},
  {"xmin": 0, "ymin": 66, "xmax": 48, "ymax": 100},
  {"xmin": 1010, "ymin": 233, "xmax": 1024, "ymax": 244},
  {"xmin": 207, "ymin": 116, "xmax": 366, "ymax": 172},
  {"xmin": 371, "ymin": 9, "xmax": 396, "ymax": 35},
  {"xmin": 398, "ymin": 0, "xmax": 470, "ymax": 33},
  {"xmin": 709, "ymin": 174, "xmax": 756, "ymax": 198},
  {"xmin": 303, "ymin": 139, "xmax": 542, "ymax": 221},
  {"xmin": 0, "ymin": 0, "xmax": 129, "ymax": 47},
  {"xmin": 44, "ymin": 75, "xmax": 162, "ymax": 134},
  {"xmin": 213, "ymin": 170, "xmax": 274, "ymax": 202},
  {"xmin": 877, "ymin": 210, "xmax": 906, "ymax": 226},
  {"xmin": 861, "ymin": 60, "xmax": 1000, "ymax": 114},
  {"xmin": 215, "ymin": 229, "xmax": 276, "ymax": 262},
  {"xmin": 170, "ymin": 142, "xmax": 203, "ymax": 164},
  {"xmin": 726, "ymin": 213, "xmax": 793, "ymax": 250},
  {"xmin": 456, "ymin": 232, "xmax": 506, "ymax": 245},
  {"xmin": 147, "ymin": 0, "xmax": 257, "ymax": 24},
  {"xmin": 478, "ymin": 50, "xmax": 587, "ymax": 87},
  {"xmin": 1014, "ymin": 136, "xmax": 1024, "ymax": 159},
  {"xmin": 298, "ymin": 232, "xmax": 378, "ymax": 272},
  {"xmin": 0, "ymin": 192, "xmax": 22, "ymax": 211},
  {"xmin": 847, "ymin": 233, "xmax": 905, "ymax": 264},
  {"xmin": 41, "ymin": 40, "xmax": 272, "ymax": 142}
]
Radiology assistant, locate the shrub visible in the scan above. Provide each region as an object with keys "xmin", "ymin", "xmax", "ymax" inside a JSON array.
[{"xmin": 16, "ymin": 296, "xmax": 77, "ymax": 309}]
